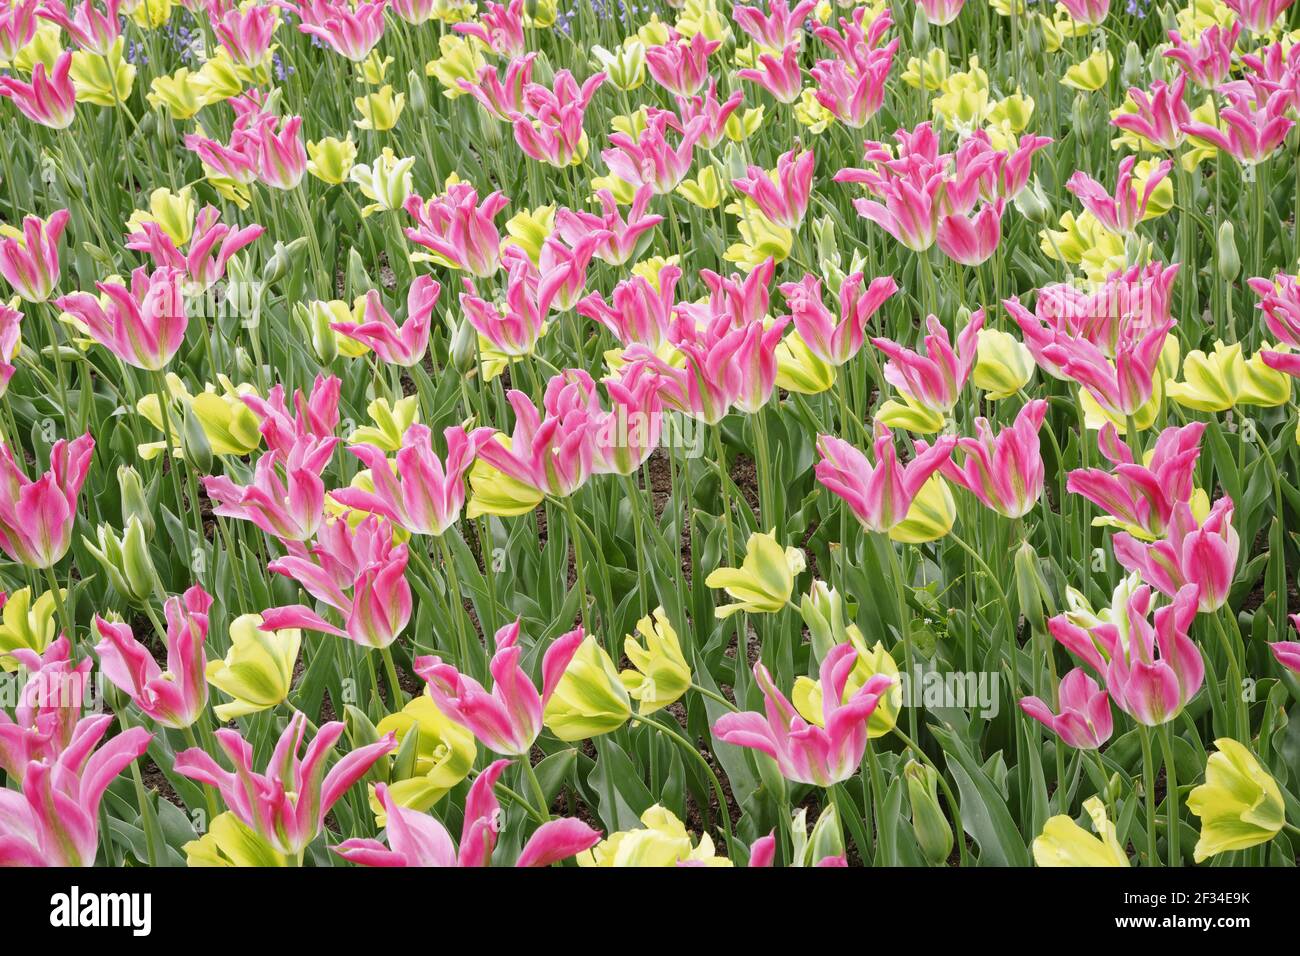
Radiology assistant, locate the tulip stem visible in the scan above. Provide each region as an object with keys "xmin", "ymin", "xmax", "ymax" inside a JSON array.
[
  {"xmin": 1159, "ymin": 723, "xmax": 1181, "ymax": 866},
  {"xmin": 378, "ymin": 646, "xmax": 404, "ymax": 711},
  {"xmin": 42, "ymin": 564, "xmax": 74, "ymax": 643},
  {"xmin": 880, "ymin": 536, "xmax": 917, "ymax": 741},
  {"xmin": 152, "ymin": 369, "xmax": 193, "ymax": 562},
  {"xmin": 520, "ymin": 754, "xmax": 551, "ymax": 823},
  {"xmin": 560, "ymin": 495, "xmax": 589, "ymax": 632},
  {"xmin": 633, "ymin": 714, "xmax": 735, "ymax": 856},
  {"xmin": 1138, "ymin": 726, "xmax": 1161, "ymax": 867},
  {"xmin": 690, "ymin": 683, "xmax": 739, "ymax": 712}
]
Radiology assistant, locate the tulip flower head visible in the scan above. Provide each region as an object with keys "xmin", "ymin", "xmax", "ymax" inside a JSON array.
[
  {"xmin": 0, "ymin": 49, "xmax": 75, "ymax": 129},
  {"xmin": 175, "ymin": 712, "xmax": 397, "ymax": 857},
  {"xmin": 0, "ymin": 432, "xmax": 94, "ymax": 568},
  {"xmin": 55, "ymin": 266, "xmax": 189, "ymax": 371},
  {"xmin": 205, "ymin": 613, "xmax": 301, "ymax": 721},
  {"xmin": 713, "ymin": 643, "xmax": 894, "ymax": 787},
  {"xmin": 706, "ymin": 530, "xmax": 806, "ymax": 618},
  {"xmin": 1033, "ymin": 796, "xmax": 1129, "ymax": 867},
  {"xmin": 927, "ymin": 398, "xmax": 1047, "ymax": 518},
  {"xmin": 0, "ymin": 208, "xmax": 71, "ymax": 303},
  {"xmin": 1187, "ymin": 738, "xmax": 1285, "ymax": 862},
  {"xmin": 815, "ymin": 424, "xmax": 956, "ymax": 534},
  {"xmin": 1019, "ymin": 667, "xmax": 1113, "ymax": 750},
  {"xmin": 93, "ymin": 585, "xmax": 211, "ymax": 730},
  {"xmin": 780, "ymin": 271, "xmax": 899, "ymax": 367},
  {"xmin": 1112, "ymin": 496, "xmax": 1239, "ymax": 612},
  {"xmin": 414, "ymin": 620, "xmax": 584, "ymax": 756},
  {"xmin": 336, "ymin": 765, "xmax": 602, "ymax": 866},
  {"xmin": 873, "ymin": 310, "xmax": 985, "ymax": 415},
  {"xmin": 330, "ymin": 276, "xmax": 440, "ymax": 367}
]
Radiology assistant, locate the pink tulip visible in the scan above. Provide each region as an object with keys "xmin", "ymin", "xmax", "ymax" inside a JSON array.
[
  {"xmin": 747, "ymin": 832, "xmax": 778, "ymax": 867},
  {"xmin": 812, "ymin": 5, "xmax": 894, "ymax": 71},
  {"xmin": 458, "ymin": 54, "xmax": 536, "ymax": 121},
  {"xmin": 390, "ymin": 0, "xmax": 436, "ymax": 22},
  {"xmin": 92, "ymin": 585, "xmax": 211, "ymax": 730},
  {"xmin": 0, "ymin": 208, "xmax": 70, "ymax": 303},
  {"xmin": 0, "ymin": 300, "xmax": 19, "ymax": 397},
  {"xmin": 1261, "ymin": 348, "xmax": 1300, "ymax": 379},
  {"xmin": 1164, "ymin": 23, "xmax": 1240, "ymax": 89},
  {"xmin": 733, "ymin": 148, "xmax": 815, "ymax": 230},
  {"xmin": 0, "ymin": 432, "xmax": 93, "ymax": 568},
  {"xmin": 38, "ymin": 0, "xmax": 121, "ymax": 56},
  {"xmin": 779, "ymin": 271, "xmax": 898, "ymax": 366},
  {"xmin": 248, "ymin": 113, "xmax": 307, "ymax": 190},
  {"xmin": 176, "ymin": 712, "xmax": 397, "ymax": 856},
  {"xmin": 56, "ymin": 267, "xmax": 188, "ymax": 370},
  {"xmin": 1040, "ymin": 317, "xmax": 1173, "ymax": 418},
  {"xmin": 335, "ymin": 766, "xmax": 602, "ymax": 866},
  {"xmin": 477, "ymin": 382, "xmax": 596, "ymax": 497},
  {"xmin": 262, "ymin": 515, "xmax": 412, "ymax": 649},
  {"xmin": 333, "ymin": 424, "xmax": 495, "ymax": 536},
  {"xmin": 702, "ymin": 257, "xmax": 775, "ymax": 329},
  {"xmin": 739, "ymin": 42, "xmax": 804, "ymax": 104},
  {"xmin": 1223, "ymin": 0, "xmax": 1293, "ymax": 33},
  {"xmin": 873, "ymin": 310, "xmax": 984, "ymax": 415},
  {"xmin": 210, "ymin": 1, "xmax": 276, "ymax": 67},
  {"xmin": 1112, "ymin": 75, "xmax": 1190, "ymax": 151},
  {"xmin": 0, "ymin": 717, "xmax": 151, "ymax": 866},
  {"xmin": 1240, "ymin": 41, "xmax": 1300, "ymax": 111},
  {"xmin": 815, "ymin": 424, "xmax": 956, "ymax": 533},
  {"xmin": 675, "ymin": 81, "xmax": 744, "ymax": 150},
  {"xmin": 331, "ymin": 276, "xmax": 440, "ymax": 367},
  {"xmin": 1019, "ymin": 668, "xmax": 1113, "ymax": 750},
  {"xmin": 0, "ymin": 637, "xmax": 93, "ymax": 781},
  {"xmin": 537, "ymin": 232, "xmax": 605, "ymax": 313},
  {"xmin": 1249, "ymin": 272, "xmax": 1300, "ymax": 348},
  {"xmin": 577, "ymin": 265, "xmax": 679, "ymax": 349},
  {"xmin": 510, "ymin": 70, "xmax": 605, "ymax": 168},
  {"xmin": 1067, "ymin": 421, "xmax": 1205, "ymax": 539},
  {"xmin": 203, "ymin": 436, "xmax": 338, "ymax": 543},
  {"xmin": 602, "ymin": 108, "xmax": 704, "ymax": 195},
  {"xmin": 1181, "ymin": 81, "xmax": 1294, "ymax": 166},
  {"xmin": 404, "ymin": 182, "xmax": 510, "ymax": 277},
  {"xmin": 594, "ymin": 362, "xmax": 663, "ymax": 476},
  {"xmin": 0, "ymin": 0, "xmax": 39, "ymax": 62},
  {"xmin": 453, "ymin": 0, "xmax": 526, "ymax": 57},
  {"xmin": 734, "ymin": 0, "xmax": 817, "ymax": 48},
  {"xmin": 556, "ymin": 186, "xmax": 662, "ymax": 266},
  {"xmin": 713, "ymin": 643, "xmax": 895, "ymax": 787},
  {"xmin": 1066, "ymin": 156, "xmax": 1173, "ymax": 235},
  {"xmin": 810, "ymin": 45, "xmax": 896, "ymax": 129},
  {"xmin": 460, "ymin": 249, "xmax": 547, "ymax": 356},
  {"xmin": 126, "ymin": 205, "xmax": 264, "ymax": 292},
  {"xmin": 1112, "ymin": 498, "xmax": 1239, "ymax": 613},
  {"xmin": 0, "ymin": 50, "xmax": 74, "ymax": 129},
  {"xmin": 1271, "ymin": 616, "xmax": 1300, "ymax": 675},
  {"xmin": 1005, "ymin": 261, "xmax": 1178, "ymax": 373},
  {"xmin": 645, "ymin": 31, "xmax": 721, "ymax": 97},
  {"xmin": 975, "ymin": 131, "xmax": 1053, "ymax": 200},
  {"xmin": 241, "ymin": 373, "xmax": 339, "ymax": 457},
  {"xmin": 913, "ymin": 0, "xmax": 966, "ymax": 25},
  {"xmin": 1056, "ymin": 0, "xmax": 1109, "ymax": 25},
  {"xmin": 287, "ymin": 0, "xmax": 388, "ymax": 61},
  {"xmin": 632, "ymin": 307, "xmax": 787, "ymax": 422},
  {"xmin": 937, "ymin": 198, "xmax": 1004, "ymax": 266},
  {"xmin": 184, "ymin": 126, "xmax": 261, "ymax": 185},
  {"xmin": 925, "ymin": 399, "xmax": 1047, "ymax": 519},
  {"xmin": 414, "ymin": 620, "xmax": 584, "ymax": 756}
]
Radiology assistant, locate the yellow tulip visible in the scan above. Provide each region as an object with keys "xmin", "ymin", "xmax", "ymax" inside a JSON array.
[
  {"xmin": 349, "ymin": 148, "xmax": 416, "ymax": 216},
  {"xmin": 70, "ymin": 39, "xmax": 136, "ymax": 107},
  {"xmin": 1166, "ymin": 341, "xmax": 1291, "ymax": 412},
  {"xmin": 425, "ymin": 35, "xmax": 487, "ymax": 98},
  {"xmin": 206, "ymin": 614, "xmax": 301, "ymax": 721},
  {"xmin": 1061, "ymin": 49, "xmax": 1112, "ymax": 92},
  {"xmin": 677, "ymin": 165, "xmax": 725, "ymax": 210},
  {"xmin": 776, "ymin": 331, "xmax": 836, "ymax": 394},
  {"xmin": 0, "ymin": 587, "xmax": 61, "ymax": 671},
  {"xmin": 725, "ymin": 106, "xmax": 764, "ymax": 142},
  {"xmin": 620, "ymin": 607, "xmax": 691, "ymax": 714},
  {"xmin": 1187, "ymin": 738, "xmax": 1285, "ymax": 862},
  {"xmin": 723, "ymin": 210, "xmax": 792, "ymax": 271},
  {"xmin": 579, "ymin": 805, "xmax": 733, "ymax": 866},
  {"xmin": 1034, "ymin": 796, "xmax": 1130, "ymax": 866},
  {"xmin": 466, "ymin": 437, "xmax": 546, "ymax": 517},
  {"xmin": 974, "ymin": 327, "xmax": 1035, "ymax": 400},
  {"xmin": 876, "ymin": 395, "xmax": 947, "ymax": 434},
  {"xmin": 793, "ymin": 89, "xmax": 835, "ymax": 134},
  {"xmin": 307, "ymin": 136, "xmax": 358, "ymax": 185},
  {"xmin": 889, "ymin": 474, "xmax": 956, "ymax": 543},
  {"xmin": 902, "ymin": 49, "xmax": 951, "ymax": 91},
  {"xmin": 184, "ymin": 812, "xmax": 291, "ymax": 867},
  {"xmin": 126, "ymin": 186, "xmax": 196, "ymax": 247},
  {"xmin": 348, "ymin": 396, "xmax": 422, "ymax": 452},
  {"xmin": 504, "ymin": 205, "xmax": 556, "ymax": 263},
  {"xmin": 706, "ymin": 529, "xmax": 806, "ymax": 618},
  {"xmin": 543, "ymin": 635, "xmax": 632, "ymax": 741},
  {"xmin": 354, "ymin": 84, "xmax": 405, "ymax": 131},
  {"xmin": 373, "ymin": 694, "xmax": 476, "ymax": 821}
]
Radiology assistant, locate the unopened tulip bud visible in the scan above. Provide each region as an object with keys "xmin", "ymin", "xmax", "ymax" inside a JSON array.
[
  {"xmin": 800, "ymin": 580, "xmax": 850, "ymax": 659},
  {"xmin": 1013, "ymin": 178, "xmax": 1052, "ymax": 224},
  {"xmin": 83, "ymin": 518, "xmax": 159, "ymax": 606},
  {"xmin": 911, "ymin": 7, "xmax": 929, "ymax": 47},
  {"xmin": 905, "ymin": 760, "xmax": 953, "ymax": 866},
  {"xmin": 449, "ymin": 315, "xmax": 478, "ymax": 373},
  {"xmin": 406, "ymin": 69, "xmax": 428, "ymax": 118},
  {"xmin": 805, "ymin": 802, "xmax": 846, "ymax": 866},
  {"xmin": 1121, "ymin": 42, "xmax": 1143, "ymax": 88},
  {"xmin": 1217, "ymin": 221, "xmax": 1240, "ymax": 282},
  {"xmin": 119, "ymin": 465, "xmax": 154, "ymax": 538},
  {"xmin": 181, "ymin": 401, "xmax": 214, "ymax": 474},
  {"xmin": 347, "ymin": 247, "xmax": 376, "ymax": 297}
]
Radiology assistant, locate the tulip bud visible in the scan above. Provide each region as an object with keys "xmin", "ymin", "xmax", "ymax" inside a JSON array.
[
  {"xmin": 118, "ymin": 465, "xmax": 154, "ymax": 538},
  {"xmin": 347, "ymin": 247, "xmax": 376, "ymax": 297},
  {"xmin": 806, "ymin": 802, "xmax": 846, "ymax": 865},
  {"xmin": 449, "ymin": 315, "xmax": 478, "ymax": 373},
  {"xmin": 1217, "ymin": 221, "xmax": 1240, "ymax": 282},
  {"xmin": 1013, "ymin": 177, "xmax": 1052, "ymax": 224},
  {"xmin": 263, "ymin": 237, "xmax": 309, "ymax": 287},
  {"xmin": 406, "ymin": 68, "xmax": 428, "ymax": 118},
  {"xmin": 1014, "ymin": 540, "xmax": 1049, "ymax": 638},
  {"xmin": 911, "ymin": 7, "xmax": 929, "ymax": 45},
  {"xmin": 477, "ymin": 101, "xmax": 504, "ymax": 148},
  {"xmin": 179, "ymin": 400, "xmax": 214, "ymax": 474},
  {"xmin": 800, "ymin": 580, "xmax": 851, "ymax": 659},
  {"xmin": 813, "ymin": 215, "xmax": 840, "ymax": 271},
  {"xmin": 295, "ymin": 300, "xmax": 340, "ymax": 365},
  {"xmin": 974, "ymin": 328, "xmax": 1035, "ymax": 399},
  {"xmin": 83, "ymin": 518, "xmax": 159, "ymax": 606},
  {"xmin": 1071, "ymin": 93, "xmax": 1093, "ymax": 146},
  {"xmin": 530, "ymin": 51, "xmax": 554, "ymax": 88},
  {"xmin": 1120, "ymin": 41, "xmax": 1143, "ymax": 88},
  {"xmin": 905, "ymin": 760, "xmax": 953, "ymax": 865}
]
